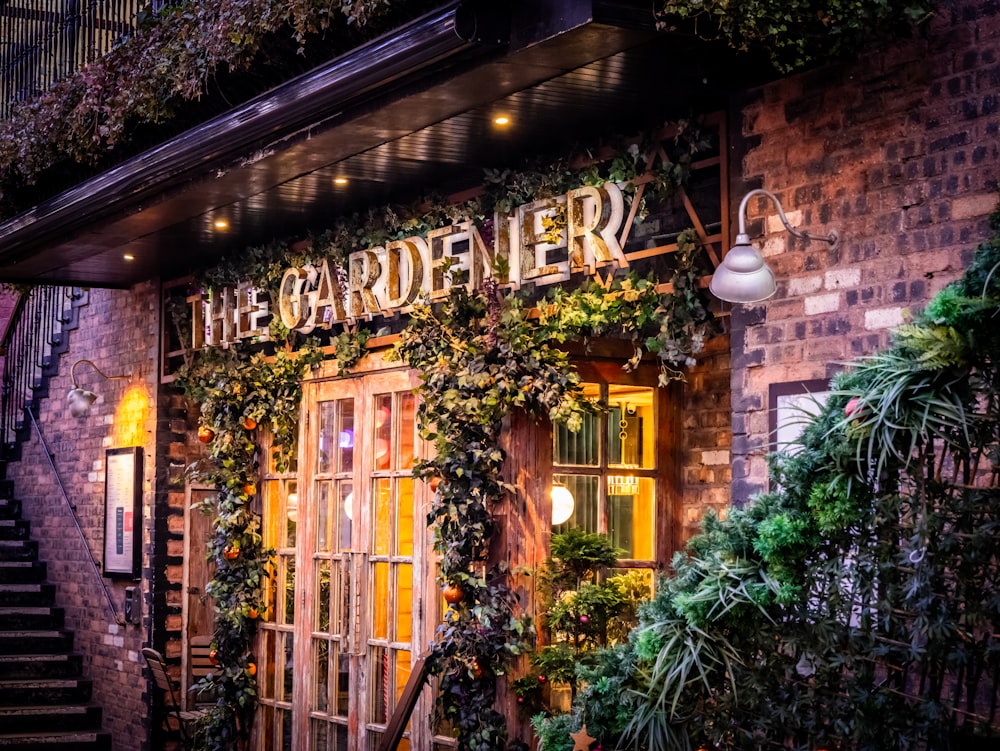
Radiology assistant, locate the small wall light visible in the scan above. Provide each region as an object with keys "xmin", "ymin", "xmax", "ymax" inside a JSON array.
[
  {"xmin": 551, "ymin": 481, "xmax": 575, "ymax": 525},
  {"xmin": 710, "ymin": 189, "xmax": 839, "ymax": 304},
  {"xmin": 67, "ymin": 359, "xmax": 132, "ymax": 418}
]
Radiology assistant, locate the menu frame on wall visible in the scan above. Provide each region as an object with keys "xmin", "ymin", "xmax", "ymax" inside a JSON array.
[{"xmin": 104, "ymin": 446, "xmax": 143, "ymax": 579}]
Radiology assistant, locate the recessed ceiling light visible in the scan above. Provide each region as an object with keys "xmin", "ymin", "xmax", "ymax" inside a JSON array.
[
  {"xmin": 334, "ymin": 177, "xmax": 348, "ymax": 185},
  {"xmin": 494, "ymin": 115, "xmax": 511, "ymax": 126},
  {"xmin": 123, "ymin": 253, "xmax": 135, "ymax": 262},
  {"xmin": 214, "ymin": 219, "xmax": 229, "ymax": 230}
]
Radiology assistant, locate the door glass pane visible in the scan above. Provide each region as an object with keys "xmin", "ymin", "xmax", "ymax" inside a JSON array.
[
  {"xmin": 286, "ymin": 480, "xmax": 298, "ymax": 547},
  {"xmin": 553, "ymin": 474, "xmax": 599, "ymax": 534},
  {"xmin": 311, "ymin": 719, "xmax": 330, "ymax": 751},
  {"xmin": 316, "ymin": 481, "xmax": 330, "ymax": 552},
  {"xmin": 280, "ymin": 631, "xmax": 294, "ymax": 700},
  {"xmin": 282, "ymin": 558, "xmax": 295, "ymax": 624},
  {"xmin": 372, "ymin": 562, "xmax": 389, "ymax": 640},
  {"xmin": 316, "ymin": 560, "xmax": 331, "ymax": 631},
  {"xmin": 395, "ymin": 650, "xmax": 412, "ymax": 703},
  {"xmin": 314, "ymin": 641, "xmax": 330, "ymax": 713},
  {"xmin": 337, "ymin": 481, "xmax": 353, "ymax": 552},
  {"xmin": 374, "ymin": 393, "xmax": 392, "ymax": 470},
  {"xmin": 318, "ymin": 402, "xmax": 335, "ymax": 474},
  {"xmin": 371, "ymin": 646, "xmax": 388, "ymax": 724},
  {"xmin": 609, "ymin": 477, "xmax": 655, "ymax": 559},
  {"xmin": 608, "ymin": 385, "xmax": 654, "ymax": 468},
  {"xmin": 260, "ymin": 629, "xmax": 275, "ymax": 697},
  {"xmin": 396, "ymin": 564, "xmax": 413, "ymax": 643},
  {"xmin": 554, "ymin": 383, "xmax": 600, "ymax": 466},
  {"xmin": 399, "ymin": 393, "xmax": 416, "ymax": 468},
  {"xmin": 396, "ymin": 479, "xmax": 414, "ymax": 557},
  {"xmin": 333, "ymin": 646, "xmax": 349, "ymax": 717},
  {"xmin": 339, "ymin": 400, "xmax": 355, "ymax": 473},
  {"xmin": 373, "ymin": 478, "xmax": 391, "ymax": 556}
]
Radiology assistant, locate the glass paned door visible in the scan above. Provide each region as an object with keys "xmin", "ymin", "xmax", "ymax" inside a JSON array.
[{"xmin": 293, "ymin": 370, "xmax": 424, "ymax": 751}]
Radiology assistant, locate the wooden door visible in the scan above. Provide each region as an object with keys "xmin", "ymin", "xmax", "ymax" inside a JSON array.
[
  {"xmin": 183, "ymin": 486, "xmax": 218, "ymax": 708},
  {"xmin": 292, "ymin": 365, "xmax": 433, "ymax": 751}
]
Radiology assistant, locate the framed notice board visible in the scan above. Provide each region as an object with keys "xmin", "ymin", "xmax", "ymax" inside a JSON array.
[{"xmin": 104, "ymin": 447, "xmax": 143, "ymax": 579}]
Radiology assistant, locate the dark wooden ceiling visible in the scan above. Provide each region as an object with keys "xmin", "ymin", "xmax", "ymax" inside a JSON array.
[{"xmin": 0, "ymin": 1, "xmax": 766, "ymax": 287}]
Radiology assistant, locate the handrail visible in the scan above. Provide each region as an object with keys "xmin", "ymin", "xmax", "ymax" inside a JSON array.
[{"xmin": 27, "ymin": 407, "xmax": 124, "ymax": 626}]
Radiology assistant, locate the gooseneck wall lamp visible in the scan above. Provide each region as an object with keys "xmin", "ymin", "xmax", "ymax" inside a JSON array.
[
  {"xmin": 67, "ymin": 359, "xmax": 132, "ymax": 418},
  {"xmin": 710, "ymin": 189, "xmax": 840, "ymax": 304}
]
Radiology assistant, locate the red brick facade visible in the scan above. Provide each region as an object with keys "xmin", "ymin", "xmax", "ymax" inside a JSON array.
[
  {"xmin": 729, "ymin": 2, "xmax": 1000, "ymax": 503},
  {"xmin": 6, "ymin": 284, "xmax": 159, "ymax": 750}
]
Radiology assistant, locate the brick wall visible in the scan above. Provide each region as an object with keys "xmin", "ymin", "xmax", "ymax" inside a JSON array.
[
  {"xmin": 6, "ymin": 284, "xmax": 159, "ymax": 751},
  {"xmin": 729, "ymin": 1, "xmax": 1000, "ymax": 503}
]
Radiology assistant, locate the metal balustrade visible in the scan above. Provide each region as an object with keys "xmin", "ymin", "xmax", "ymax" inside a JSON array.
[
  {"xmin": 0, "ymin": 285, "xmax": 85, "ymax": 457},
  {"xmin": 0, "ymin": 0, "xmax": 149, "ymax": 122}
]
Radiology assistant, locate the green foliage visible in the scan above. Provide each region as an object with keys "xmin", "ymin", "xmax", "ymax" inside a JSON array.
[
  {"xmin": 658, "ymin": 0, "xmax": 934, "ymax": 73},
  {"xmin": 571, "ymin": 190, "xmax": 1000, "ymax": 751},
  {"xmin": 0, "ymin": 0, "xmax": 404, "ymax": 210}
]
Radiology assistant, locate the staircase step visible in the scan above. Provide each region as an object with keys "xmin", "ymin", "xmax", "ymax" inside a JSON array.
[
  {"xmin": 0, "ymin": 540, "xmax": 37, "ymax": 562},
  {"xmin": 0, "ymin": 704, "xmax": 101, "ymax": 732},
  {"xmin": 0, "ymin": 730, "xmax": 110, "ymax": 749},
  {"xmin": 0, "ymin": 561, "xmax": 46, "ymax": 584},
  {"xmin": 0, "ymin": 484, "xmax": 11, "ymax": 502},
  {"xmin": 0, "ymin": 501, "xmax": 20, "ymax": 521},
  {"xmin": 0, "ymin": 631, "xmax": 73, "ymax": 655},
  {"xmin": 0, "ymin": 584, "xmax": 55, "ymax": 607},
  {"xmin": 0, "ymin": 654, "xmax": 82, "ymax": 679},
  {"xmin": 0, "ymin": 520, "xmax": 29, "ymax": 541},
  {"xmin": 0, "ymin": 678, "xmax": 92, "ymax": 706},
  {"xmin": 0, "ymin": 607, "xmax": 63, "ymax": 630}
]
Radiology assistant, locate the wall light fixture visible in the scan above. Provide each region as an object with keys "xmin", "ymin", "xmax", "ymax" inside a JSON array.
[
  {"xmin": 67, "ymin": 359, "xmax": 132, "ymax": 418},
  {"xmin": 710, "ymin": 189, "xmax": 839, "ymax": 304}
]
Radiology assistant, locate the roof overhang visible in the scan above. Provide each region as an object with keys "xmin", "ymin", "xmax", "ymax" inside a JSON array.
[{"xmin": 0, "ymin": 0, "xmax": 761, "ymax": 287}]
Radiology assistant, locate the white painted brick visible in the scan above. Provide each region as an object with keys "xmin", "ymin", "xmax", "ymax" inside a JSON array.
[
  {"xmin": 113, "ymin": 636, "xmax": 124, "ymax": 647},
  {"xmin": 824, "ymin": 268, "xmax": 861, "ymax": 289},
  {"xmin": 865, "ymin": 307, "xmax": 906, "ymax": 330},
  {"xmin": 787, "ymin": 275, "xmax": 823, "ymax": 296},
  {"xmin": 804, "ymin": 292, "xmax": 841, "ymax": 315},
  {"xmin": 767, "ymin": 209, "xmax": 802, "ymax": 233},
  {"xmin": 761, "ymin": 236, "xmax": 785, "ymax": 257},
  {"xmin": 88, "ymin": 472, "xmax": 98, "ymax": 482},
  {"xmin": 701, "ymin": 450, "xmax": 730, "ymax": 465}
]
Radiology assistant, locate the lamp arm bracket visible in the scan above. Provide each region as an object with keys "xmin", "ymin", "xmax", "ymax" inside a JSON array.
[
  {"xmin": 738, "ymin": 189, "xmax": 839, "ymax": 247},
  {"xmin": 70, "ymin": 358, "xmax": 132, "ymax": 388}
]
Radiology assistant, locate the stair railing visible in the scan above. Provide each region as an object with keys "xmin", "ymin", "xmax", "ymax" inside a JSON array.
[
  {"xmin": 0, "ymin": 286, "xmax": 82, "ymax": 456},
  {"xmin": 28, "ymin": 407, "xmax": 124, "ymax": 625}
]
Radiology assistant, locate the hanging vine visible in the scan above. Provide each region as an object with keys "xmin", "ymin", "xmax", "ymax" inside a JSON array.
[{"xmin": 167, "ymin": 123, "xmax": 719, "ymax": 749}]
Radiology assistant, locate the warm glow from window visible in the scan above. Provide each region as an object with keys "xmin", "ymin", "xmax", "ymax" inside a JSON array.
[
  {"xmin": 493, "ymin": 115, "xmax": 510, "ymax": 126},
  {"xmin": 213, "ymin": 219, "xmax": 229, "ymax": 230},
  {"xmin": 333, "ymin": 177, "xmax": 348, "ymax": 185},
  {"xmin": 112, "ymin": 385, "xmax": 148, "ymax": 447},
  {"xmin": 123, "ymin": 253, "xmax": 135, "ymax": 262}
]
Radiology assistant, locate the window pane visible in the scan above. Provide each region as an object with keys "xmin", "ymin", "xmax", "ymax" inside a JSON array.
[
  {"xmin": 553, "ymin": 474, "xmax": 599, "ymax": 533},
  {"xmin": 333, "ymin": 646, "xmax": 350, "ymax": 717},
  {"xmin": 260, "ymin": 629, "xmax": 275, "ymax": 698},
  {"xmin": 282, "ymin": 558, "xmax": 295, "ymax": 625},
  {"xmin": 314, "ymin": 640, "xmax": 330, "ymax": 712},
  {"xmin": 337, "ymin": 481, "xmax": 353, "ymax": 552},
  {"xmin": 374, "ymin": 394, "xmax": 392, "ymax": 470},
  {"xmin": 395, "ymin": 650, "xmax": 412, "ymax": 703},
  {"xmin": 608, "ymin": 477, "xmax": 655, "ymax": 559},
  {"xmin": 316, "ymin": 481, "xmax": 330, "ymax": 552},
  {"xmin": 373, "ymin": 479, "xmax": 391, "ymax": 556},
  {"xmin": 339, "ymin": 400, "xmax": 355, "ymax": 473},
  {"xmin": 399, "ymin": 393, "xmax": 416, "ymax": 469},
  {"xmin": 318, "ymin": 402, "xmax": 335, "ymax": 474},
  {"xmin": 397, "ymin": 479, "xmax": 414, "ymax": 557},
  {"xmin": 371, "ymin": 646, "xmax": 388, "ymax": 723},
  {"xmin": 280, "ymin": 631, "xmax": 294, "ymax": 700},
  {"xmin": 316, "ymin": 560, "xmax": 331, "ymax": 632},
  {"xmin": 285, "ymin": 480, "xmax": 298, "ymax": 548},
  {"xmin": 554, "ymin": 383, "xmax": 600, "ymax": 466},
  {"xmin": 311, "ymin": 719, "xmax": 330, "ymax": 751},
  {"xmin": 608, "ymin": 386, "xmax": 654, "ymax": 469},
  {"xmin": 396, "ymin": 564, "xmax": 413, "ymax": 643},
  {"xmin": 372, "ymin": 562, "xmax": 389, "ymax": 640}
]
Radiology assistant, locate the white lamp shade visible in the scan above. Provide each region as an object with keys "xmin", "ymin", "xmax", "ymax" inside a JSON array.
[
  {"xmin": 550, "ymin": 483, "xmax": 575, "ymax": 525},
  {"xmin": 709, "ymin": 234, "xmax": 777, "ymax": 304},
  {"xmin": 67, "ymin": 387, "xmax": 98, "ymax": 418}
]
